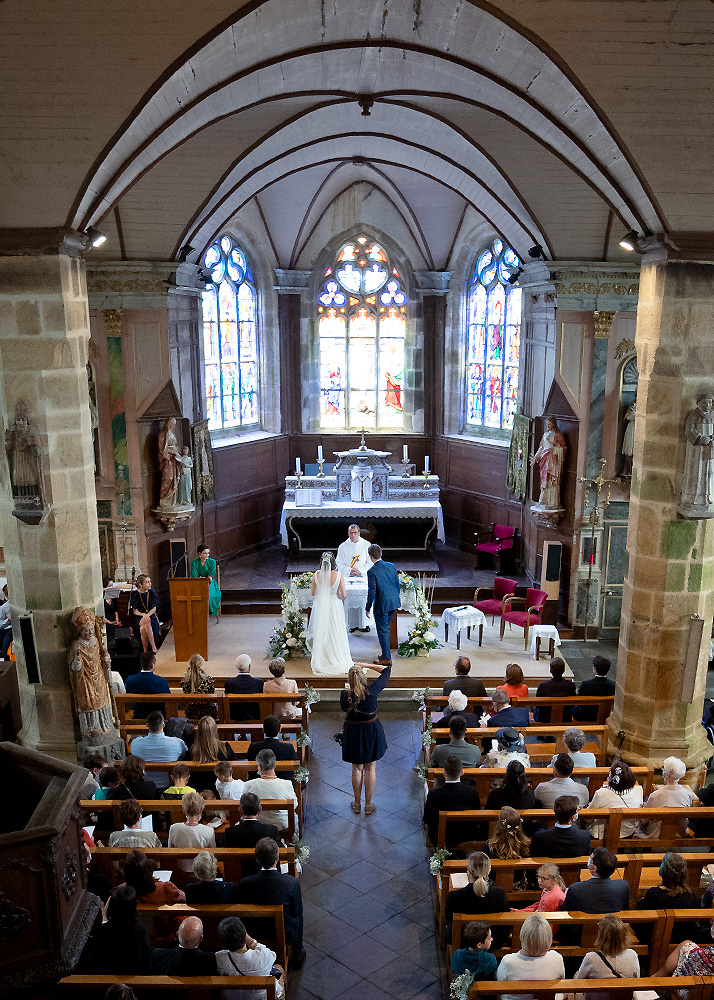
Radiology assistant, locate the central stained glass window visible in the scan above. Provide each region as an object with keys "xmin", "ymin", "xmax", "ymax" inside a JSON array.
[{"xmin": 318, "ymin": 236, "xmax": 406, "ymax": 430}]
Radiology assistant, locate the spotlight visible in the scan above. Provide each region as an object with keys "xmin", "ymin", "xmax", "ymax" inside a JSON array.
[
  {"xmin": 357, "ymin": 95, "xmax": 374, "ymax": 117},
  {"xmin": 528, "ymin": 244, "xmax": 545, "ymax": 260},
  {"xmin": 619, "ymin": 230, "xmax": 639, "ymax": 252},
  {"xmin": 507, "ymin": 268, "xmax": 523, "ymax": 285},
  {"xmin": 197, "ymin": 267, "xmax": 213, "ymax": 284},
  {"xmin": 84, "ymin": 226, "xmax": 106, "ymax": 248},
  {"xmin": 178, "ymin": 244, "xmax": 195, "ymax": 262}
]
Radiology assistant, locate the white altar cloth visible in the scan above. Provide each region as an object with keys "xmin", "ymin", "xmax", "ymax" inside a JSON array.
[{"xmin": 280, "ymin": 499, "xmax": 445, "ymax": 547}]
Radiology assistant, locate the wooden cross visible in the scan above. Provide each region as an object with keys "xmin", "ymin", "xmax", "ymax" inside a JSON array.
[{"xmin": 175, "ymin": 592, "xmax": 203, "ymax": 634}]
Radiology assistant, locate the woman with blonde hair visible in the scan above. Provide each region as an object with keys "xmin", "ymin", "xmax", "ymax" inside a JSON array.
[
  {"xmin": 340, "ymin": 661, "xmax": 390, "ymax": 815},
  {"xmin": 487, "ymin": 806, "xmax": 531, "ymax": 860},
  {"xmin": 497, "ymin": 912, "xmax": 564, "ymax": 1000},
  {"xmin": 514, "ymin": 863, "xmax": 566, "ymax": 913},
  {"xmin": 574, "ymin": 914, "xmax": 639, "ymax": 997},
  {"xmin": 444, "ymin": 851, "xmax": 511, "ymax": 948},
  {"xmin": 263, "ymin": 656, "xmax": 300, "ymax": 720},
  {"xmin": 180, "ymin": 653, "xmax": 217, "ymax": 721},
  {"xmin": 189, "ymin": 716, "xmax": 236, "ymax": 791}
]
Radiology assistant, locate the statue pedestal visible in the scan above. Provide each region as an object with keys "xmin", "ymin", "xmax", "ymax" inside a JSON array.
[
  {"xmin": 152, "ymin": 504, "xmax": 195, "ymax": 532},
  {"xmin": 530, "ymin": 504, "xmax": 565, "ymax": 529},
  {"xmin": 77, "ymin": 726, "xmax": 124, "ymax": 763}
]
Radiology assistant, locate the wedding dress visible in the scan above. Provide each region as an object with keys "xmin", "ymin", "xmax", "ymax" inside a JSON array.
[{"xmin": 308, "ymin": 555, "xmax": 353, "ymax": 676}]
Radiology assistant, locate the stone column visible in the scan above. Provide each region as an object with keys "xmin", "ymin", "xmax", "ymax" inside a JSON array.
[
  {"xmin": 0, "ymin": 243, "xmax": 106, "ymax": 759},
  {"xmin": 610, "ymin": 253, "xmax": 714, "ymax": 768}
]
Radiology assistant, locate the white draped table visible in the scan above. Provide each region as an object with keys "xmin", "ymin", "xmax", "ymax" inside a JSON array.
[{"xmin": 280, "ymin": 499, "xmax": 445, "ymax": 550}]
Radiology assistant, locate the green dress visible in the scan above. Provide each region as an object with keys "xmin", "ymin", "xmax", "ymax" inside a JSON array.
[{"xmin": 190, "ymin": 557, "xmax": 221, "ymax": 616}]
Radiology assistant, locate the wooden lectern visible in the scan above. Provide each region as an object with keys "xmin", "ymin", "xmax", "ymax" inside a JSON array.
[{"xmin": 169, "ymin": 577, "xmax": 209, "ymax": 661}]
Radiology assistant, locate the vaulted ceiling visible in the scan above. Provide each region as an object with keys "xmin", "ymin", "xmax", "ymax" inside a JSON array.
[{"xmin": 1, "ymin": 0, "xmax": 712, "ymax": 268}]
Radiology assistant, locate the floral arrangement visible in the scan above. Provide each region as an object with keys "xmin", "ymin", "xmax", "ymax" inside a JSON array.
[
  {"xmin": 294, "ymin": 765, "xmax": 310, "ymax": 784},
  {"xmin": 296, "ymin": 728, "xmax": 311, "ymax": 748},
  {"xmin": 422, "ymin": 718, "xmax": 435, "ymax": 751},
  {"xmin": 399, "ymin": 571, "xmax": 416, "ymax": 592},
  {"xmin": 413, "ymin": 761, "xmax": 430, "ymax": 781},
  {"xmin": 429, "ymin": 847, "xmax": 451, "ymax": 875},
  {"xmin": 292, "ymin": 572, "xmax": 314, "ymax": 590},
  {"xmin": 303, "ymin": 684, "xmax": 320, "ymax": 712},
  {"xmin": 398, "ymin": 584, "xmax": 440, "ymax": 657},
  {"xmin": 450, "ymin": 970, "xmax": 475, "ymax": 1000},
  {"xmin": 412, "ymin": 686, "xmax": 433, "ymax": 712},
  {"xmin": 291, "ymin": 833, "xmax": 310, "ymax": 865},
  {"xmin": 267, "ymin": 583, "xmax": 309, "ymax": 658}
]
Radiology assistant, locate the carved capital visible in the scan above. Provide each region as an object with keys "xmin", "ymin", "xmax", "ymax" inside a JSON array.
[
  {"xmin": 101, "ymin": 308, "xmax": 123, "ymax": 337},
  {"xmin": 592, "ymin": 310, "xmax": 616, "ymax": 339},
  {"xmin": 614, "ymin": 338, "xmax": 636, "ymax": 359}
]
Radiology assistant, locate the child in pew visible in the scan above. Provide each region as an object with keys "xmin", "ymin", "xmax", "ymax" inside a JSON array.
[
  {"xmin": 200, "ymin": 788, "xmax": 227, "ymax": 829},
  {"xmin": 92, "ymin": 766, "xmax": 123, "ymax": 800},
  {"xmin": 162, "ymin": 763, "xmax": 197, "ymax": 800},
  {"xmin": 451, "ymin": 921, "xmax": 498, "ymax": 980},
  {"xmin": 215, "ymin": 760, "xmax": 246, "ymax": 801}
]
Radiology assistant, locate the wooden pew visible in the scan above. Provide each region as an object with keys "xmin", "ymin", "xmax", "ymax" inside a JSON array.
[
  {"xmin": 60, "ymin": 975, "xmax": 279, "ymax": 998},
  {"xmin": 425, "ymin": 694, "xmax": 614, "ymax": 725},
  {"xmin": 114, "ymin": 692, "xmax": 309, "ymax": 733},
  {"xmin": 83, "ymin": 798, "xmax": 297, "ymax": 841},
  {"xmin": 90, "ymin": 845, "xmax": 298, "ymax": 882},
  {"xmin": 425, "ymin": 766, "xmax": 655, "ymax": 800},
  {"xmin": 426, "ymin": 725, "xmax": 610, "ymax": 765},
  {"xmin": 120, "ymin": 725, "xmax": 306, "ymax": 764},
  {"xmin": 470, "ymin": 977, "xmax": 712, "ymax": 1000}
]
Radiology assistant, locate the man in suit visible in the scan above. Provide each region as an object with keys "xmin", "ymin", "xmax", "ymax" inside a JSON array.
[
  {"xmin": 150, "ymin": 916, "xmax": 217, "ymax": 974},
  {"xmin": 247, "ymin": 714, "xmax": 298, "ymax": 762},
  {"xmin": 443, "ymin": 656, "xmax": 487, "ymax": 698},
  {"xmin": 237, "ymin": 837, "xmax": 305, "ymax": 968},
  {"xmin": 225, "ymin": 653, "xmax": 264, "ymax": 720},
  {"xmin": 563, "ymin": 847, "xmax": 630, "ymax": 912},
  {"xmin": 423, "ymin": 755, "xmax": 481, "ymax": 850},
  {"xmin": 534, "ymin": 657, "xmax": 576, "ymax": 722},
  {"xmin": 125, "ymin": 650, "xmax": 170, "ymax": 718},
  {"xmin": 486, "ymin": 688, "xmax": 530, "ymax": 729},
  {"xmin": 534, "ymin": 753, "xmax": 589, "ymax": 810},
  {"xmin": 530, "ymin": 795, "xmax": 592, "ymax": 858},
  {"xmin": 223, "ymin": 792, "xmax": 281, "ymax": 849},
  {"xmin": 365, "ymin": 543, "xmax": 401, "ymax": 666},
  {"xmin": 431, "ymin": 715, "xmax": 482, "ymax": 768},
  {"xmin": 572, "ymin": 655, "xmax": 615, "ymax": 722}
]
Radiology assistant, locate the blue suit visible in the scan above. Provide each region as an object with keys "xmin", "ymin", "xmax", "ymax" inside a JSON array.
[{"xmin": 366, "ymin": 559, "xmax": 400, "ymax": 663}]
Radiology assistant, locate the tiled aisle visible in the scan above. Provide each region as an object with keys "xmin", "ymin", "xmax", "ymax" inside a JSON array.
[{"xmin": 290, "ymin": 712, "xmax": 448, "ymax": 1000}]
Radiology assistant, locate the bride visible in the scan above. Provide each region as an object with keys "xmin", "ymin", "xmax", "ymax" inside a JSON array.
[{"xmin": 307, "ymin": 552, "xmax": 354, "ymax": 676}]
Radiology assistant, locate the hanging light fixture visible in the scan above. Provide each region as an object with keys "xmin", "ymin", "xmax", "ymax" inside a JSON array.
[
  {"xmin": 84, "ymin": 226, "xmax": 106, "ymax": 248},
  {"xmin": 619, "ymin": 230, "xmax": 640, "ymax": 252}
]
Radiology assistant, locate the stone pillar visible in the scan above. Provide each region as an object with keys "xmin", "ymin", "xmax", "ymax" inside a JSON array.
[
  {"xmin": 610, "ymin": 253, "xmax": 714, "ymax": 768},
  {"xmin": 0, "ymin": 246, "xmax": 106, "ymax": 759}
]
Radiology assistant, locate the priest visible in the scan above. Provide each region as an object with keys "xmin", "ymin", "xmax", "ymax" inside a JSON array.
[{"xmin": 336, "ymin": 524, "xmax": 371, "ymax": 633}]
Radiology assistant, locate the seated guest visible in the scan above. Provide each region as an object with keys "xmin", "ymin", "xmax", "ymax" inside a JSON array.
[
  {"xmin": 129, "ymin": 573, "xmax": 160, "ymax": 653},
  {"xmin": 572, "ymin": 654, "xmax": 615, "ymax": 722},
  {"xmin": 121, "ymin": 848, "xmax": 185, "ymax": 904},
  {"xmin": 423, "ymin": 755, "xmax": 481, "ymax": 850},
  {"xmin": 190, "ymin": 715, "xmax": 237, "ymax": 791},
  {"xmin": 636, "ymin": 756, "xmax": 699, "ymax": 839},
  {"xmin": 443, "ymin": 656, "xmax": 487, "ymax": 698},
  {"xmin": 225, "ymin": 653, "xmax": 264, "ymax": 721},
  {"xmin": 431, "ymin": 715, "xmax": 482, "ymax": 768},
  {"xmin": 530, "ymin": 795, "xmax": 591, "ymax": 858},
  {"xmin": 444, "ymin": 852, "xmax": 510, "ymax": 948},
  {"xmin": 243, "ymin": 749, "xmax": 298, "ymax": 834},
  {"xmin": 485, "ymin": 760, "xmax": 536, "ymax": 811},
  {"xmin": 223, "ymin": 792, "xmax": 281, "ymax": 850},
  {"xmin": 585, "ymin": 760, "xmax": 643, "ymax": 839},
  {"xmin": 635, "ymin": 852, "xmax": 700, "ymax": 945},
  {"xmin": 80, "ymin": 753, "xmax": 108, "ymax": 799},
  {"xmin": 162, "ymin": 763, "xmax": 195, "ymax": 800},
  {"xmin": 0, "ymin": 584, "xmax": 13, "ymax": 660},
  {"xmin": 574, "ymin": 914, "xmax": 639, "ymax": 992},
  {"xmin": 486, "ymin": 689, "xmax": 529, "ymax": 729},
  {"xmin": 83, "ymin": 885, "xmax": 150, "ymax": 974},
  {"xmin": 497, "ymin": 662, "xmax": 529, "ymax": 700},
  {"xmin": 185, "ymin": 850, "xmax": 239, "ymax": 904},
  {"xmin": 441, "ymin": 689, "xmax": 481, "ymax": 728},
  {"xmin": 180, "ymin": 653, "xmax": 218, "ymax": 721},
  {"xmin": 514, "ymin": 863, "xmax": 566, "ymax": 914},
  {"xmin": 481, "ymin": 727, "xmax": 530, "ymax": 768},
  {"xmin": 237, "ymin": 837, "xmax": 305, "ymax": 969},
  {"xmin": 561, "ymin": 728, "xmax": 596, "ymax": 785},
  {"xmin": 150, "ymin": 916, "xmax": 217, "ymax": 975},
  {"xmin": 247, "ymin": 715, "xmax": 298, "ymax": 762},
  {"xmin": 485, "ymin": 806, "xmax": 530, "ymax": 861},
  {"xmin": 451, "ymin": 921, "xmax": 497, "ymax": 980},
  {"xmin": 263, "ymin": 656, "xmax": 300, "ymax": 720},
  {"xmin": 562, "ymin": 847, "xmax": 630, "ymax": 913},
  {"xmin": 108, "ymin": 799, "xmax": 161, "ymax": 849},
  {"xmin": 653, "ymin": 917, "xmax": 714, "ymax": 981},
  {"xmin": 105, "ymin": 987, "xmax": 137, "ymax": 1000},
  {"xmin": 534, "ymin": 753, "xmax": 589, "ymax": 810},
  {"xmin": 129, "ymin": 711, "xmax": 188, "ymax": 789},
  {"xmin": 534, "ymin": 657, "xmax": 576, "ymax": 722},
  {"xmin": 125, "ymin": 650, "xmax": 170, "ymax": 718},
  {"xmin": 216, "ymin": 915, "xmax": 284, "ymax": 999},
  {"xmin": 215, "ymin": 760, "xmax": 246, "ymax": 801},
  {"xmin": 496, "ymin": 912, "xmax": 564, "ymax": 999},
  {"xmin": 83, "ymin": 843, "xmax": 112, "ymax": 903},
  {"xmin": 92, "ymin": 766, "xmax": 121, "ymax": 800},
  {"xmin": 111, "ymin": 754, "xmax": 158, "ymax": 800},
  {"xmin": 168, "ymin": 791, "xmax": 216, "ymax": 849}
]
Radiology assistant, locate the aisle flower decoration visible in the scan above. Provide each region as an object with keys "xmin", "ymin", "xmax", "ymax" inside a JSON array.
[
  {"xmin": 294, "ymin": 765, "xmax": 310, "ymax": 784},
  {"xmin": 296, "ymin": 729, "xmax": 311, "ymax": 748},
  {"xmin": 398, "ymin": 583, "xmax": 440, "ymax": 657},
  {"xmin": 291, "ymin": 833, "xmax": 310, "ymax": 865},
  {"xmin": 413, "ymin": 761, "xmax": 430, "ymax": 781},
  {"xmin": 429, "ymin": 847, "xmax": 451, "ymax": 875},
  {"xmin": 450, "ymin": 970, "xmax": 475, "ymax": 1000},
  {"xmin": 412, "ymin": 686, "xmax": 433, "ymax": 712},
  {"xmin": 303, "ymin": 684, "xmax": 320, "ymax": 712},
  {"xmin": 267, "ymin": 583, "xmax": 309, "ymax": 659},
  {"xmin": 422, "ymin": 718, "xmax": 435, "ymax": 751}
]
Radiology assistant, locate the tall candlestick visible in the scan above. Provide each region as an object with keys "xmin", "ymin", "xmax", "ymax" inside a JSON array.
[
  {"xmin": 424, "ymin": 455, "xmax": 430, "ymax": 474},
  {"xmin": 295, "ymin": 457, "xmax": 301, "ymax": 476},
  {"xmin": 402, "ymin": 444, "xmax": 408, "ymax": 463},
  {"xmin": 317, "ymin": 445, "xmax": 323, "ymax": 462}
]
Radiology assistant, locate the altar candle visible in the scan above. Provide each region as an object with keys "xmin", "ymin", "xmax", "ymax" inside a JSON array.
[
  {"xmin": 403, "ymin": 445, "xmax": 408, "ymax": 463},
  {"xmin": 424, "ymin": 455, "xmax": 430, "ymax": 474},
  {"xmin": 317, "ymin": 445, "xmax": 323, "ymax": 462},
  {"xmin": 295, "ymin": 457, "xmax": 301, "ymax": 475}
]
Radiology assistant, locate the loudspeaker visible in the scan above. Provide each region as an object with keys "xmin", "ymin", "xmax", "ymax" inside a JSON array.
[
  {"xmin": 113, "ymin": 627, "xmax": 133, "ymax": 655},
  {"xmin": 541, "ymin": 540, "xmax": 562, "ymax": 602},
  {"xmin": 18, "ymin": 613, "xmax": 40, "ymax": 684},
  {"xmin": 169, "ymin": 538, "xmax": 187, "ymax": 578}
]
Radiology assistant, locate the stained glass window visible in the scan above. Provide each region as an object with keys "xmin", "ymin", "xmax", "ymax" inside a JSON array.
[
  {"xmin": 318, "ymin": 236, "xmax": 406, "ymax": 430},
  {"xmin": 201, "ymin": 237, "xmax": 258, "ymax": 430},
  {"xmin": 466, "ymin": 239, "xmax": 522, "ymax": 431}
]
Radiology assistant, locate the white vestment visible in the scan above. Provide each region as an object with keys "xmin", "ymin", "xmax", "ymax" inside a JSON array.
[{"xmin": 336, "ymin": 537, "xmax": 371, "ymax": 630}]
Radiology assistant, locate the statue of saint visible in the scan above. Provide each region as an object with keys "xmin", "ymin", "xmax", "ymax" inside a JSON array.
[
  {"xmin": 621, "ymin": 398, "xmax": 636, "ymax": 477},
  {"xmin": 67, "ymin": 606, "xmax": 114, "ymax": 740},
  {"xmin": 177, "ymin": 446, "xmax": 194, "ymax": 507},
  {"xmin": 531, "ymin": 416, "xmax": 566, "ymax": 509},
  {"xmin": 678, "ymin": 393, "xmax": 714, "ymax": 519},
  {"xmin": 6, "ymin": 402, "xmax": 41, "ymax": 506},
  {"xmin": 158, "ymin": 417, "xmax": 182, "ymax": 509}
]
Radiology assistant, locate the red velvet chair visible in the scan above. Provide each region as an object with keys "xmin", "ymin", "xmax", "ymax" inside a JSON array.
[
  {"xmin": 475, "ymin": 523, "xmax": 516, "ymax": 573},
  {"xmin": 500, "ymin": 587, "xmax": 548, "ymax": 649},
  {"xmin": 474, "ymin": 577, "xmax": 518, "ymax": 624}
]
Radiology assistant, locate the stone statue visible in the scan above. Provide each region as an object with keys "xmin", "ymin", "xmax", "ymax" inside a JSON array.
[
  {"xmin": 67, "ymin": 606, "xmax": 114, "ymax": 741},
  {"xmin": 176, "ymin": 446, "xmax": 193, "ymax": 507},
  {"xmin": 621, "ymin": 398, "xmax": 636, "ymax": 477},
  {"xmin": 531, "ymin": 416, "xmax": 566, "ymax": 509},
  {"xmin": 351, "ymin": 456, "xmax": 373, "ymax": 502},
  {"xmin": 158, "ymin": 417, "xmax": 182, "ymax": 509},
  {"xmin": 678, "ymin": 393, "xmax": 714, "ymax": 519},
  {"xmin": 6, "ymin": 401, "xmax": 42, "ymax": 510}
]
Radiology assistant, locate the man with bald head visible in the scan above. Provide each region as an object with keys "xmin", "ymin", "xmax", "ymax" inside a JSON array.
[
  {"xmin": 225, "ymin": 652, "xmax": 264, "ymax": 720},
  {"xmin": 150, "ymin": 916, "xmax": 217, "ymax": 974}
]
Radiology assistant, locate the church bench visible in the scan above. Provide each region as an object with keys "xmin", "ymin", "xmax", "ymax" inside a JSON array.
[
  {"xmin": 90, "ymin": 845, "xmax": 298, "ymax": 882},
  {"xmin": 434, "ymin": 805, "xmax": 714, "ymax": 853},
  {"xmin": 425, "ymin": 694, "xmax": 614, "ymax": 725},
  {"xmin": 425, "ymin": 766, "xmax": 655, "ymax": 800},
  {"xmin": 114, "ymin": 692, "xmax": 310, "ymax": 731},
  {"xmin": 426, "ymin": 725, "xmax": 610, "ymax": 765},
  {"xmin": 83, "ymin": 798, "xmax": 297, "ymax": 841},
  {"xmin": 120, "ymin": 724, "xmax": 305, "ymax": 762},
  {"xmin": 59, "ymin": 974, "xmax": 279, "ymax": 999},
  {"xmin": 469, "ymin": 977, "xmax": 711, "ymax": 1000}
]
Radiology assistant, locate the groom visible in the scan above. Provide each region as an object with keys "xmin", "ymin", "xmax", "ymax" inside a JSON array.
[{"xmin": 365, "ymin": 544, "xmax": 401, "ymax": 666}]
